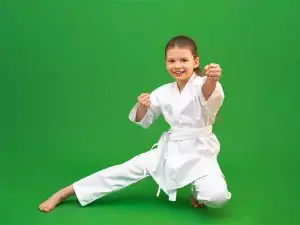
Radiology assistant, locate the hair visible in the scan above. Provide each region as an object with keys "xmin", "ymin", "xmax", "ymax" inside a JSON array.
[{"xmin": 164, "ymin": 35, "xmax": 203, "ymax": 76}]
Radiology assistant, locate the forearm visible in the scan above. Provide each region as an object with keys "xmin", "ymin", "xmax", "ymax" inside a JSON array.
[
  {"xmin": 201, "ymin": 78, "xmax": 218, "ymax": 100},
  {"xmin": 135, "ymin": 106, "xmax": 148, "ymax": 122}
]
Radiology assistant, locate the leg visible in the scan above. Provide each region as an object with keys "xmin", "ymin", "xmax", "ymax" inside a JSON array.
[
  {"xmin": 190, "ymin": 195, "xmax": 205, "ymax": 208},
  {"xmin": 39, "ymin": 150, "xmax": 157, "ymax": 212},
  {"xmin": 39, "ymin": 185, "xmax": 75, "ymax": 212},
  {"xmin": 73, "ymin": 150, "xmax": 156, "ymax": 206},
  {"xmin": 191, "ymin": 174, "xmax": 231, "ymax": 208}
]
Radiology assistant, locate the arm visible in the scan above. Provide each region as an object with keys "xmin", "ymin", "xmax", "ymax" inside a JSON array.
[
  {"xmin": 201, "ymin": 78, "xmax": 218, "ymax": 100},
  {"xmin": 135, "ymin": 106, "xmax": 148, "ymax": 122},
  {"xmin": 196, "ymin": 77, "xmax": 224, "ymax": 124},
  {"xmin": 129, "ymin": 88, "xmax": 162, "ymax": 128},
  {"xmin": 195, "ymin": 64, "xmax": 225, "ymax": 123},
  {"xmin": 202, "ymin": 63, "xmax": 222, "ymax": 100},
  {"xmin": 198, "ymin": 77, "xmax": 224, "ymax": 110}
]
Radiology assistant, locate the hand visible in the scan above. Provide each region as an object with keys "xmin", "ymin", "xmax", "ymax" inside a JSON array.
[
  {"xmin": 137, "ymin": 93, "xmax": 151, "ymax": 110},
  {"xmin": 204, "ymin": 63, "xmax": 222, "ymax": 81}
]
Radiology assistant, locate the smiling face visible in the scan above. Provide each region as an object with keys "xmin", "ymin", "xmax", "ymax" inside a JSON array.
[{"xmin": 165, "ymin": 47, "xmax": 199, "ymax": 82}]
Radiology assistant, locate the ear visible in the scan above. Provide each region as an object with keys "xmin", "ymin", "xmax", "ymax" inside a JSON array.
[{"xmin": 194, "ymin": 57, "xmax": 200, "ymax": 68}]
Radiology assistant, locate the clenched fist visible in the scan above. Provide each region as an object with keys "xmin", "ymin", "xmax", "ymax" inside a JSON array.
[
  {"xmin": 204, "ymin": 63, "xmax": 222, "ymax": 81},
  {"xmin": 137, "ymin": 93, "xmax": 151, "ymax": 110}
]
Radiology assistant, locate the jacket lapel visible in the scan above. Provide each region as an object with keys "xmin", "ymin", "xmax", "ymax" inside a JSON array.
[{"xmin": 172, "ymin": 74, "xmax": 197, "ymax": 116}]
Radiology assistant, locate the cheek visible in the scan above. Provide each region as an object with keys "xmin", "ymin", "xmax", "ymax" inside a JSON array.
[
  {"xmin": 184, "ymin": 63, "xmax": 194, "ymax": 70},
  {"xmin": 166, "ymin": 64, "xmax": 172, "ymax": 71}
]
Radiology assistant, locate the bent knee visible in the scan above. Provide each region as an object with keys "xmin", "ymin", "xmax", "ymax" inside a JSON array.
[{"xmin": 197, "ymin": 190, "xmax": 231, "ymax": 208}]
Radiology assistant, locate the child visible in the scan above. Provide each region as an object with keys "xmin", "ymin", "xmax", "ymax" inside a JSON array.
[{"xmin": 39, "ymin": 35, "xmax": 231, "ymax": 212}]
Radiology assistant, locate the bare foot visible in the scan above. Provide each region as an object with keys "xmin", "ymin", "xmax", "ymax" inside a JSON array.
[
  {"xmin": 39, "ymin": 185, "xmax": 74, "ymax": 213},
  {"xmin": 190, "ymin": 196, "xmax": 205, "ymax": 208}
]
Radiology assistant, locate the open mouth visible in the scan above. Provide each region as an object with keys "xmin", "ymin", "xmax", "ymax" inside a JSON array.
[{"xmin": 173, "ymin": 71, "xmax": 185, "ymax": 76}]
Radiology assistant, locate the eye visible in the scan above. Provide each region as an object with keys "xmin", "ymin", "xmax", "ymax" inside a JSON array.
[
  {"xmin": 181, "ymin": 58, "xmax": 188, "ymax": 62},
  {"xmin": 168, "ymin": 59, "xmax": 175, "ymax": 63}
]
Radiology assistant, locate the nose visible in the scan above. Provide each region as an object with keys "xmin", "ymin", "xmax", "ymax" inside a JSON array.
[{"xmin": 174, "ymin": 61, "xmax": 182, "ymax": 69}]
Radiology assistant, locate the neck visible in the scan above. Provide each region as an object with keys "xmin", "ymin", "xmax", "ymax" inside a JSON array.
[
  {"xmin": 176, "ymin": 80, "xmax": 188, "ymax": 92},
  {"xmin": 176, "ymin": 73, "xmax": 195, "ymax": 92}
]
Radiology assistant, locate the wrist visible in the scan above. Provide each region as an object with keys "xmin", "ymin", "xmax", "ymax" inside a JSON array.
[
  {"xmin": 138, "ymin": 104, "xmax": 149, "ymax": 112},
  {"xmin": 206, "ymin": 76, "xmax": 218, "ymax": 83}
]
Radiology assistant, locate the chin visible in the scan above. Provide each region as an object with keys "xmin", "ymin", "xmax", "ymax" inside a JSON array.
[{"xmin": 170, "ymin": 73, "xmax": 193, "ymax": 81}]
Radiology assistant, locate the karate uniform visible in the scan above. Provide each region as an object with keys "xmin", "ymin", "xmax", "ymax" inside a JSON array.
[{"xmin": 73, "ymin": 73, "xmax": 231, "ymax": 208}]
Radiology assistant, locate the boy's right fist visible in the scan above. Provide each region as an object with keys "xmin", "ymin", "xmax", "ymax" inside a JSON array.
[{"xmin": 137, "ymin": 93, "xmax": 151, "ymax": 110}]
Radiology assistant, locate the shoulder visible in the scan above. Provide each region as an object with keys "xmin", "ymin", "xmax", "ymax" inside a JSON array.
[
  {"xmin": 192, "ymin": 75, "xmax": 206, "ymax": 86},
  {"xmin": 150, "ymin": 82, "xmax": 173, "ymax": 96},
  {"xmin": 149, "ymin": 82, "xmax": 174, "ymax": 106},
  {"xmin": 193, "ymin": 76, "xmax": 223, "ymax": 89}
]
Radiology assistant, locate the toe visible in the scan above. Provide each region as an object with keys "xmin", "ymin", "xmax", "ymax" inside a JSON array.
[
  {"xmin": 39, "ymin": 203, "xmax": 45, "ymax": 211},
  {"xmin": 39, "ymin": 201, "xmax": 50, "ymax": 212}
]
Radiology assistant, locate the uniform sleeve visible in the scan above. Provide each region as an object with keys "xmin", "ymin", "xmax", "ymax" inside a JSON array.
[
  {"xmin": 128, "ymin": 88, "xmax": 162, "ymax": 128},
  {"xmin": 194, "ymin": 76, "xmax": 225, "ymax": 118}
]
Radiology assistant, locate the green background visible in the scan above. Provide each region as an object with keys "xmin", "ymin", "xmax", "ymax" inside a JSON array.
[{"xmin": 1, "ymin": 0, "xmax": 299, "ymax": 225}]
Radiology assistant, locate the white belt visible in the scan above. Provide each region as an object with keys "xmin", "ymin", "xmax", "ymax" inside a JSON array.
[
  {"xmin": 168, "ymin": 126, "xmax": 212, "ymax": 141},
  {"xmin": 153, "ymin": 125, "xmax": 213, "ymax": 201}
]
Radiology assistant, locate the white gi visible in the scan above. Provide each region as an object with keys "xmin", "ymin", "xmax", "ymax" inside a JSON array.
[{"xmin": 73, "ymin": 73, "xmax": 231, "ymax": 208}]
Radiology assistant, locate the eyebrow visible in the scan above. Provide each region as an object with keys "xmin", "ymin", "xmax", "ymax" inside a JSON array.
[{"xmin": 167, "ymin": 57, "xmax": 189, "ymax": 60}]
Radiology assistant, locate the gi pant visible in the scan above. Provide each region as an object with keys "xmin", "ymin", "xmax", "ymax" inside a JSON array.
[{"xmin": 73, "ymin": 149, "xmax": 231, "ymax": 208}]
